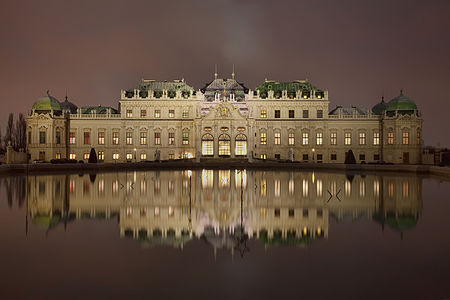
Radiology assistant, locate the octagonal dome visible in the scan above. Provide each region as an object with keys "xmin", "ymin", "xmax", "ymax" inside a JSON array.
[
  {"xmin": 32, "ymin": 91, "xmax": 62, "ymax": 113},
  {"xmin": 386, "ymin": 90, "xmax": 417, "ymax": 115}
]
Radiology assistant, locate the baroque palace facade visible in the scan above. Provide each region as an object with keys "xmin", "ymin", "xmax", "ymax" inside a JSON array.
[{"xmin": 27, "ymin": 73, "xmax": 423, "ymax": 163}]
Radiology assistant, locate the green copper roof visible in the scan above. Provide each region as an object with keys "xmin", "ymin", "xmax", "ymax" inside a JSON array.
[
  {"xmin": 32, "ymin": 91, "xmax": 62, "ymax": 111},
  {"xmin": 372, "ymin": 97, "xmax": 387, "ymax": 115},
  {"xmin": 386, "ymin": 91, "xmax": 417, "ymax": 112},
  {"xmin": 255, "ymin": 80, "xmax": 324, "ymax": 99}
]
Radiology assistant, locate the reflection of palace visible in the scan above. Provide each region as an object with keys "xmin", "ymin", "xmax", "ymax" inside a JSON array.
[{"xmin": 27, "ymin": 170, "xmax": 422, "ymax": 251}]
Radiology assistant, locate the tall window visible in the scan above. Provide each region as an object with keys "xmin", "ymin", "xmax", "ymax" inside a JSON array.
[
  {"xmin": 235, "ymin": 134, "xmax": 247, "ymax": 156},
  {"xmin": 387, "ymin": 132, "xmax": 394, "ymax": 145},
  {"xmin": 182, "ymin": 110, "xmax": 189, "ymax": 118},
  {"xmin": 69, "ymin": 132, "xmax": 76, "ymax": 144},
  {"xmin": 288, "ymin": 132, "xmax": 295, "ymax": 145},
  {"xmin": 39, "ymin": 131, "xmax": 46, "ymax": 144},
  {"xmin": 303, "ymin": 110, "xmax": 309, "ymax": 118},
  {"xmin": 330, "ymin": 132, "xmax": 337, "ymax": 145},
  {"xmin": 140, "ymin": 132, "xmax": 147, "ymax": 145},
  {"xmin": 289, "ymin": 110, "xmax": 294, "ymax": 118},
  {"xmin": 154, "ymin": 110, "xmax": 160, "ymax": 118},
  {"xmin": 218, "ymin": 134, "xmax": 231, "ymax": 156},
  {"xmin": 317, "ymin": 110, "xmax": 323, "ymax": 118},
  {"xmin": 316, "ymin": 132, "xmax": 323, "ymax": 145},
  {"xmin": 126, "ymin": 132, "xmax": 133, "ymax": 145},
  {"xmin": 274, "ymin": 110, "xmax": 280, "ymax": 118},
  {"xmin": 98, "ymin": 151, "xmax": 104, "ymax": 162},
  {"xmin": 113, "ymin": 153, "xmax": 119, "ymax": 160},
  {"xmin": 373, "ymin": 132, "xmax": 380, "ymax": 145},
  {"xmin": 126, "ymin": 109, "xmax": 132, "ymax": 118},
  {"xmin": 274, "ymin": 132, "xmax": 281, "ymax": 145},
  {"xmin": 359, "ymin": 132, "xmax": 366, "ymax": 145},
  {"xmin": 402, "ymin": 132, "xmax": 409, "ymax": 145},
  {"xmin": 112, "ymin": 132, "xmax": 119, "ymax": 145},
  {"xmin": 182, "ymin": 132, "xmax": 189, "ymax": 145},
  {"xmin": 260, "ymin": 109, "xmax": 267, "ymax": 118},
  {"xmin": 154, "ymin": 132, "xmax": 161, "ymax": 145},
  {"xmin": 84, "ymin": 132, "xmax": 90, "ymax": 144},
  {"xmin": 344, "ymin": 132, "xmax": 352, "ymax": 145},
  {"xmin": 202, "ymin": 134, "xmax": 214, "ymax": 156},
  {"xmin": 260, "ymin": 132, "xmax": 267, "ymax": 145},
  {"xmin": 55, "ymin": 131, "xmax": 61, "ymax": 145},
  {"xmin": 302, "ymin": 132, "xmax": 309, "ymax": 145},
  {"xmin": 169, "ymin": 109, "xmax": 175, "ymax": 118},
  {"xmin": 140, "ymin": 110, "xmax": 147, "ymax": 118},
  {"xmin": 417, "ymin": 130, "xmax": 421, "ymax": 145},
  {"xmin": 98, "ymin": 132, "xmax": 105, "ymax": 145},
  {"xmin": 168, "ymin": 132, "xmax": 175, "ymax": 145}
]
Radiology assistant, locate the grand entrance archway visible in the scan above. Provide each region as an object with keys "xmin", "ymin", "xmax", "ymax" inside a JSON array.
[
  {"xmin": 218, "ymin": 134, "xmax": 231, "ymax": 157},
  {"xmin": 202, "ymin": 134, "xmax": 214, "ymax": 156},
  {"xmin": 235, "ymin": 134, "xmax": 247, "ymax": 156}
]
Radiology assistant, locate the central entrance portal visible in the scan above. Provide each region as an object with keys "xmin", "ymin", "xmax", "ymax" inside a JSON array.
[{"xmin": 218, "ymin": 134, "xmax": 231, "ymax": 157}]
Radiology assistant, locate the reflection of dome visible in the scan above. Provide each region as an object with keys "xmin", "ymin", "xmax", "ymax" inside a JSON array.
[
  {"xmin": 371, "ymin": 97, "xmax": 387, "ymax": 115},
  {"xmin": 32, "ymin": 91, "xmax": 62, "ymax": 114},
  {"xmin": 386, "ymin": 91, "xmax": 418, "ymax": 116},
  {"xmin": 386, "ymin": 214, "xmax": 418, "ymax": 232},
  {"xmin": 60, "ymin": 96, "xmax": 78, "ymax": 114}
]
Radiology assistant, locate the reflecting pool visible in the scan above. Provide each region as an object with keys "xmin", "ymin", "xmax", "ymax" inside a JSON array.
[{"xmin": 1, "ymin": 170, "xmax": 449, "ymax": 299}]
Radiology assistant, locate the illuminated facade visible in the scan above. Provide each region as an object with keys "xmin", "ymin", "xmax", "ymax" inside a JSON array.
[
  {"xmin": 27, "ymin": 170, "xmax": 422, "ymax": 250},
  {"xmin": 26, "ymin": 74, "xmax": 423, "ymax": 164}
]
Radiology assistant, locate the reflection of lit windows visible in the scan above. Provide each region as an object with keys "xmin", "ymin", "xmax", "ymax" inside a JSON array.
[
  {"xmin": 202, "ymin": 169, "xmax": 214, "ymax": 188},
  {"xmin": 317, "ymin": 179, "xmax": 323, "ymax": 197},
  {"xmin": 112, "ymin": 180, "xmax": 119, "ymax": 194},
  {"xmin": 98, "ymin": 179, "xmax": 104, "ymax": 196},
  {"xmin": 402, "ymin": 181, "xmax": 409, "ymax": 197},
  {"xmin": 168, "ymin": 180, "xmax": 175, "ymax": 194},
  {"xmin": 154, "ymin": 207, "xmax": 160, "ymax": 217},
  {"xmin": 274, "ymin": 179, "xmax": 281, "ymax": 197},
  {"xmin": 302, "ymin": 179, "xmax": 308, "ymax": 197},
  {"xmin": 69, "ymin": 180, "xmax": 75, "ymax": 194},
  {"xmin": 260, "ymin": 208, "xmax": 267, "ymax": 218},
  {"xmin": 289, "ymin": 179, "xmax": 294, "ymax": 195},
  {"xmin": 154, "ymin": 180, "xmax": 160, "ymax": 194},
  {"xmin": 388, "ymin": 183, "xmax": 394, "ymax": 197},
  {"xmin": 219, "ymin": 170, "xmax": 230, "ymax": 188},
  {"xmin": 359, "ymin": 181, "xmax": 365, "ymax": 197},
  {"xmin": 330, "ymin": 181, "xmax": 337, "ymax": 195},
  {"xmin": 260, "ymin": 179, "xmax": 267, "ymax": 196},
  {"xmin": 140, "ymin": 180, "xmax": 146, "ymax": 194},
  {"xmin": 345, "ymin": 180, "xmax": 351, "ymax": 197},
  {"xmin": 83, "ymin": 181, "xmax": 90, "ymax": 195},
  {"xmin": 235, "ymin": 170, "xmax": 247, "ymax": 189},
  {"xmin": 168, "ymin": 206, "xmax": 174, "ymax": 217},
  {"xmin": 126, "ymin": 207, "xmax": 132, "ymax": 217},
  {"xmin": 373, "ymin": 179, "xmax": 380, "ymax": 197}
]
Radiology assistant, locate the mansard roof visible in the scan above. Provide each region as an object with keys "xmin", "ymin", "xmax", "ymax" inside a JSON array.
[
  {"xmin": 201, "ymin": 78, "xmax": 249, "ymax": 101},
  {"xmin": 329, "ymin": 106, "xmax": 369, "ymax": 115},
  {"xmin": 81, "ymin": 105, "xmax": 119, "ymax": 114},
  {"xmin": 255, "ymin": 79, "xmax": 323, "ymax": 93},
  {"xmin": 137, "ymin": 79, "xmax": 194, "ymax": 92}
]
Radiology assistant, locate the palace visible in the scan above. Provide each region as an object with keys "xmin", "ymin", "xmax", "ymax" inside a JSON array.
[{"xmin": 26, "ymin": 73, "xmax": 423, "ymax": 163}]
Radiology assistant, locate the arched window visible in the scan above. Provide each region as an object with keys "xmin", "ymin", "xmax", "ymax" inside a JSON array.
[
  {"xmin": 235, "ymin": 134, "xmax": 247, "ymax": 156},
  {"xmin": 218, "ymin": 134, "xmax": 231, "ymax": 156},
  {"xmin": 202, "ymin": 134, "xmax": 214, "ymax": 156}
]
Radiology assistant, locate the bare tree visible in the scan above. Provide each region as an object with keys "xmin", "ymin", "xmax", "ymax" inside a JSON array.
[
  {"xmin": 4, "ymin": 113, "xmax": 14, "ymax": 149},
  {"xmin": 15, "ymin": 113, "xmax": 26, "ymax": 151}
]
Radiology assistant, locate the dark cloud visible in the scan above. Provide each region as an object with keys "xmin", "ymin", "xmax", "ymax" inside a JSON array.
[{"xmin": 1, "ymin": 0, "xmax": 449, "ymax": 146}]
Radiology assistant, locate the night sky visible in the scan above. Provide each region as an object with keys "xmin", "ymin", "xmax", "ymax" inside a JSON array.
[{"xmin": 1, "ymin": 0, "xmax": 449, "ymax": 146}]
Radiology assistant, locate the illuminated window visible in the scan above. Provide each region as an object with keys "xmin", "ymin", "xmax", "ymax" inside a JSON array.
[
  {"xmin": 69, "ymin": 153, "xmax": 76, "ymax": 159},
  {"xmin": 140, "ymin": 109, "xmax": 146, "ymax": 117},
  {"xmin": 39, "ymin": 131, "xmax": 46, "ymax": 144},
  {"xmin": 83, "ymin": 132, "xmax": 90, "ymax": 144},
  {"xmin": 182, "ymin": 132, "xmax": 189, "ymax": 145},
  {"xmin": 126, "ymin": 153, "xmax": 132, "ymax": 161},
  {"xmin": 344, "ymin": 132, "xmax": 352, "ymax": 145},
  {"xmin": 289, "ymin": 110, "xmax": 294, "ymax": 118},
  {"xmin": 302, "ymin": 132, "xmax": 309, "ymax": 145},
  {"xmin": 126, "ymin": 132, "xmax": 133, "ymax": 145},
  {"xmin": 112, "ymin": 153, "xmax": 119, "ymax": 160},
  {"xmin": 182, "ymin": 110, "xmax": 189, "ymax": 118},
  {"xmin": 55, "ymin": 153, "xmax": 61, "ymax": 159},
  {"xmin": 154, "ymin": 110, "xmax": 160, "ymax": 118},
  {"xmin": 359, "ymin": 132, "xmax": 366, "ymax": 145},
  {"xmin": 83, "ymin": 153, "xmax": 89, "ymax": 160},
  {"xmin": 112, "ymin": 132, "xmax": 119, "ymax": 145},
  {"xmin": 202, "ymin": 134, "xmax": 214, "ymax": 156},
  {"xmin": 330, "ymin": 132, "xmax": 337, "ymax": 145},
  {"xmin": 373, "ymin": 132, "xmax": 380, "ymax": 145},
  {"xmin": 274, "ymin": 132, "xmax": 281, "ymax": 145},
  {"xmin": 98, "ymin": 151, "xmax": 104, "ymax": 161},
  {"xmin": 69, "ymin": 132, "xmax": 76, "ymax": 144},
  {"xmin": 169, "ymin": 109, "xmax": 175, "ymax": 118},
  {"xmin": 260, "ymin": 154, "xmax": 267, "ymax": 159},
  {"xmin": 154, "ymin": 132, "xmax": 161, "ymax": 145},
  {"xmin": 274, "ymin": 110, "xmax": 280, "ymax": 118},
  {"xmin": 218, "ymin": 134, "xmax": 231, "ymax": 156},
  {"xmin": 139, "ymin": 132, "xmax": 147, "ymax": 145},
  {"xmin": 126, "ymin": 109, "xmax": 132, "ymax": 118},
  {"xmin": 168, "ymin": 132, "xmax": 175, "ymax": 145},
  {"xmin": 387, "ymin": 132, "xmax": 394, "ymax": 145},
  {"xmin": 95, "ymin": 132, "xmax": 104, "ymax": 145},
  {"xmin": 260, "ymin": 132, "xmax": 267, "ymax": 145},
  {"xmin": 260, "ymin": 109, "xmax": 267, "ymax": 118},
  {"xmin": 402, "ymin": 132, "xmax": 409, "ymax": 145},
  {"xmin": 316, "ymin": 132, "xmax": 323, "ymax": 145},
  {"xmin": 235, "ymin": 134, "xmax": 247, "ymax": 156},
  {"xmin": 288, "ymin": 132, "xmax": 295, "ymax": 145},
  {"xmin": 140, "ymin": 153, "xmax": 147, "ymax": 161}
]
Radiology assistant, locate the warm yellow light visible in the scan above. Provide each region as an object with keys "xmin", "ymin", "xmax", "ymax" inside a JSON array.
[
  {"xmin": 187, "ymin": 170, "xmax": 192, "ymax": 178},
  {"xmin": 317, "ymin": 227, "xmax": 322, "ymax": 235},
  {"xmin": 303, "ymin": 227, "xmax": 308, "ymax": 235},
  {"xmin": 312, "ymin": 172, "xmax": 315, "ymax": 184}
]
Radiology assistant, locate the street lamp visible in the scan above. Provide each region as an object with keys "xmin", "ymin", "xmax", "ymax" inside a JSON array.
[
  {"xmin": 312, "ymin": 148, "xmax": 315, "ymax": 162},
  {"xmin": 187, "ymin": 170, "xmax": 192, "ymax": 232},
  {"xmin": 134, "ymin": 148, "xmax": 137, "ymax": 162}
]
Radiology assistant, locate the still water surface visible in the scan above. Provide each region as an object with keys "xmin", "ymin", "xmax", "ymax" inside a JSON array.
[{"xmin": 1, "ymin": 170, "xmax": 449, "ymax": 299}]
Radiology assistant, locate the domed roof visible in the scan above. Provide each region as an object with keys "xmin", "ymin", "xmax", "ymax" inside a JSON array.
[
  {"xmin": 60, "ymin": 96, "xmax": 78, "ymax": 114},
  {"xmin": 32, "ymin": 91, "xmax": 62, "ymax": 112},
  {"xmin": 386, "ymin": 90, "xmax": 417, "ymax": 112},
  {"xmin": 371, "ymin": 96, "xmax": 387, "ymax": 115}
]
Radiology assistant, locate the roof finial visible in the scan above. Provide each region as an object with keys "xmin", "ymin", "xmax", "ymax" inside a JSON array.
[
  {"xmin": 65, "ymin": 89, "xmax": 68, "ymax": 102},
  {"xmin": 214, "ymin": 64, "xmax": 218, "ymax": 79},
  {"xmin": 46, "ymin": 89, "xmax": 50, "ymax": 96},
  {"xmin": 232, "ymin": 64, "xmax": 235, "ymax": 79}
]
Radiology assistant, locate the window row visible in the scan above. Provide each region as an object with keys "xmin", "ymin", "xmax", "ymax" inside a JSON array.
[
  {"xmin": 68, "ymin": 131, "xmax": 189, "ymax": 146},
  {"xmin": 259, "ymin": 109, "xmax": 323, "ymax": 119},
  {"xmin": 125, "ymin": 108, "xmax": 190, "ymax": 119}
]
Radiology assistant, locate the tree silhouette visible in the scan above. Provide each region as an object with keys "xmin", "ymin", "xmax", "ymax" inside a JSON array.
[
  {"xmin": 88, "ymin": 148, "xmax": 98, "ymax": 163},
  {"xmin": 345, "ymin": 150, "xmax": 356, "ymax": 164}
]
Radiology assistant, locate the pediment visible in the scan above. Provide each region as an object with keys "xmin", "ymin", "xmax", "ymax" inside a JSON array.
[{"xmin": 202, "ymin": 102, "xmax": 247, "ymax": 121}]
